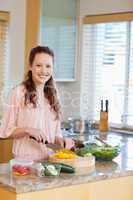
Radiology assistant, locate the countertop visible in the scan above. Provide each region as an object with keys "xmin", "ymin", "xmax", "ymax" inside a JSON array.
[{"xmin": 0, "ymin": 131, "xmax": 133, "ymax": 193}]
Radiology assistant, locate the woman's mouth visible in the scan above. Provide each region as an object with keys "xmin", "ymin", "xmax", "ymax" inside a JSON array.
[{"xmin": 39, "ymin": 75, "xmax": 49, "ymax": 79}]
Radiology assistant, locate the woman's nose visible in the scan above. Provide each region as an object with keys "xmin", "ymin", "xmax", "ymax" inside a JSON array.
[{"xmin": 41, "ymin": 66, "xmax": 47, "ymax": 73}]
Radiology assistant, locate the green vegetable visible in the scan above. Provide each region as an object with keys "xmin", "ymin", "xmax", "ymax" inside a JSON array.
[
  {"xmin": 75, "ymin": 145, "xmax": 97, "ymax": 157},
  {"xmin": 60, "ymin": 163, "xmax": 75, "ymax": 174},
  {"xmin": 41, "ymin": 162, "xmax": 61, "ymax": 176},
  {"xmin": 44, "ymin": 165, "xmax": 58, "ymax": 176},
  {"xmin": 75, "ymin": 144, "xmax": 120, "ymax": 161},
  {"xmin": 42, "ymin": 162, "xmax": 75, "ymax": 174}
]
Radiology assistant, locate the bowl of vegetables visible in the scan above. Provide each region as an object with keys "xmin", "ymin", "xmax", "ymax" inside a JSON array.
[{"xmin": 75, "ymin": 143, "xmax": 120, "ymax": 161}]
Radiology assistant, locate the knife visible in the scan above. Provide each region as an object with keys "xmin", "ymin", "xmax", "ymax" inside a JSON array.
[
  {"xmin": 101, "ymin": 100, "xmax": 103, "ymax": 112},
  {"xmin": 29, "ymin": 136, "xmax": 65, "ymax": 151},
  {"xmin": 105, "ymin": 100, "xmax": 108, "ymax": 113}
]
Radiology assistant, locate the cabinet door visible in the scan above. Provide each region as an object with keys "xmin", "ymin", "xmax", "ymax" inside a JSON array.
[
  {"xmin": 0, "ymin": 139, "xmax": 13, "ymax": 163},
  {"xmin": 40, "ymin": 0, "xmax": 78, "ymax": 81}
]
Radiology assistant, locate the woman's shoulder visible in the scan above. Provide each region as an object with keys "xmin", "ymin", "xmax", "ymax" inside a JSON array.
[
  {"xmin": 12, "ymin": 84, "xmax": 26, "ymax": 96},
  {"xmin": 10, "ymin": 84, "xmax": 26, "ymax": 105}
]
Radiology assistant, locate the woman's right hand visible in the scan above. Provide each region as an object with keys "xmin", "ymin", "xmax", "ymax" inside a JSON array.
[{"xmin": 26, "ymin": 128, "xmax": 46, "ymax": 143}]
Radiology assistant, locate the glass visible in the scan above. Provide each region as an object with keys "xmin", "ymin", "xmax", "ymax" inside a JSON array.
[
  {"xmin": 87, "ymin": 120, "xmax": 97, "ymax": 141},
  {"xmin": 67, "ymin": 117, "xmax": 75, "ymax": 135}
]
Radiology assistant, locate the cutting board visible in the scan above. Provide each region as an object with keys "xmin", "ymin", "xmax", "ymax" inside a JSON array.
[{"xmin": 49, "ymin": 155, "xmax": 95, "ymax": 174}]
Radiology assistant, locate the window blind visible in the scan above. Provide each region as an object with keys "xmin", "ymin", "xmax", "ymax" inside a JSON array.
[
  {"xmin": 0, "ymin": 13, "xmax": 9, "ymax": 118},
  {"xmin": 40, "ymin": 0, "xmax": 77, "ymax": 81},
  {"xmin": 81, "ymin": 17, "xmax": 133, "ymax": 128},
  {"xmin": 127, "ymin": 21, "xmax": 133, "ymax": 126}
]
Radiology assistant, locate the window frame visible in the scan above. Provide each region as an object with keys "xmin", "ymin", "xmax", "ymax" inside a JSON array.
[{"xmin": 81, "ymin": 12, "xmax": 133, "ymax": 131}]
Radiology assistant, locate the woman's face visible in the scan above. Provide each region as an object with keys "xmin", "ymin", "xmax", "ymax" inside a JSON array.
[{"xmin": 30, "ymin": 53, "xmax": 54, "ymax": 86}]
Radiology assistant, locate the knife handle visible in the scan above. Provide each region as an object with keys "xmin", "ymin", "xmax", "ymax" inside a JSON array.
[
  {"xmin": 63, "ymin": 140, "xmax": 66, "ymax": 148},
  {"xmin": 29, "ymin": 136, "xmax": 48, "ymax": 144}
]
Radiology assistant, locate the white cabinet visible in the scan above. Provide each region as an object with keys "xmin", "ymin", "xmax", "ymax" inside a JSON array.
[{"xmin": 40, "ymin": 0, "xmax": 78, "ymax": 81}]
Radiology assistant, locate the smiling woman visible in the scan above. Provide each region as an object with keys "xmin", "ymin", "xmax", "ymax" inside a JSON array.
[{"xmin": 0, "ymin": 45, "xmax": 75, "ymax": 162}]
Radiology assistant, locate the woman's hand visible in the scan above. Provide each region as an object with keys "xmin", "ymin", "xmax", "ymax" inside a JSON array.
[
  {"xmin": 55, "ymin": 136, "xmax": 75, "ymax": 149},
  {"xmin": 64, "ymin": 137, "xmax": 75, "ymax": 149},
  {"xmin": 26, "ymin": 128, "xmax": 46, "ymax": 143}
]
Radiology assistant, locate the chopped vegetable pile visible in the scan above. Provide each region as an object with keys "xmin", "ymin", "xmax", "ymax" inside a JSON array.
[{"xmin": 52, "ymin": 149, "xmax": 77, "ymax": 159}]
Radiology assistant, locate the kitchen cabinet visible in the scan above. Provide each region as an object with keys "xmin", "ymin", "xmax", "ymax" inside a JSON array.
[
  {"xmin": 0, "ymin": 176, "xmax": 133, "ymax": 200},
  {"xmin": 40, "ymin": 0, "xmax": 78, "ymax": 81},
  {"xmin": 0, "ymin": 139, "xmax": 13, "ymax": 163}
]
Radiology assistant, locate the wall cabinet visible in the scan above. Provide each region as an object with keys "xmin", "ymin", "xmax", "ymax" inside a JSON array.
[{"xmin": 40, "ymin": 0, "xmax": 78, "ymax": 81}]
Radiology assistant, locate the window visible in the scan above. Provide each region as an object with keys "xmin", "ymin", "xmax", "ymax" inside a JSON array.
[
  {"xmin": 0, "ymin": 12, "xmax": 9, "ymax": 118},
  {"xmin": 40, "ymin": 0, "xmax": 78, "ymax": 81},
  {"xmin": 81, "ymin": 13, "xmax": 133, "ymax": 128}
]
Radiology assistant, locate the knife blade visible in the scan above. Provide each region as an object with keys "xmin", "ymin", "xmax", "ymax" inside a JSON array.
[
  {"xmin": 45, "ymin": 143, "xmax": 65, "ymax": 151},
  {"xmin": 30, "ymin": 136, "xmax": 65, "ymax": 151}
]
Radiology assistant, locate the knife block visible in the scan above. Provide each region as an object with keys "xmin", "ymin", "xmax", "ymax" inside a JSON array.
[{"xmin": 99, "ymin": 111, "xmax": 108, "ymax": 132}]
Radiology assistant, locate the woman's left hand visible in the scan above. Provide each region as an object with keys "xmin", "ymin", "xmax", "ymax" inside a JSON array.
[{"xmin": 64, "ymin": 137, "xmax": 75, "ymax": 149}]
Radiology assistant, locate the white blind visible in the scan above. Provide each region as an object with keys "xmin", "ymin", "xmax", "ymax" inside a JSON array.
[
  {"xmin": 81, "ymin": 21, "xmax": 133, "ymax": 127},
  {"xmin": 40, "ymin": 0, "xmax": 77, "ymax": 81},
  {"xmin": 0, "ymin": 19, "xmax": 9, "ymax": 117},
  {"xmin": 127, "ymin": 21, "xmax": 133, "ymax": 126}
]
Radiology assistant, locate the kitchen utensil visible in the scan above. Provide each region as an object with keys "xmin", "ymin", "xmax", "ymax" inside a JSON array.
[
  {"xmin": 95, "ymin": 136, "xmax": 109, "ymax": 146},
  {"xmin": 105, "ymin": 100, "xmax": 108, "ymax": 112},
  {"xmin": 30, "ymin": 136, "xmax": 65, "ymax": 151},
  {"xmin": 101, "ymin": 100, "xmax": 103, "ymax": 112},
  {"xmin": 99, "ymin": 100, "xmax": 109, "ymax": 132}
]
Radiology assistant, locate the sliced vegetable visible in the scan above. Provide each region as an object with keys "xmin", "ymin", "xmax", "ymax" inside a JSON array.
[
  {"xmin": 52, "ymin": 150, "xmax": 77, "ymax": 159},
  {"xmin": 41, "ymin": 162, "xmax": 61, "ymax": 176},
  {"xmin": 44, "ymin": 165, "xmax": 58, "ymax": 176},
  {"xmin": 12, "ymin": 164, "xmax": 30, "ymax": 176},
  {"xmin": 42, "ymin": 162, "xmax": 75, "ymax": 174},
  {"xmin": 60, "ymin": 163, "xmax": 75, "ymax": 173}
]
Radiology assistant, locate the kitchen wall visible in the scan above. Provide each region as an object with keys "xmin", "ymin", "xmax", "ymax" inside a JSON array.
[{"xmin": 0, "ymin": 0, "xmax": 26, "ymax": 86}]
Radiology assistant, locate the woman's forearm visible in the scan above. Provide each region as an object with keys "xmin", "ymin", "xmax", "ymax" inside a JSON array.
[{"xmin": 9, "ymin": 128, "xmax": 28, "ymax": 139}]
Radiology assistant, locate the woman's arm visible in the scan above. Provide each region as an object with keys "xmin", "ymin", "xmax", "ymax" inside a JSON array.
[
  {"xmin": 0, "ymin": 86, "xmax": 45, "ymax": 143},
  {"xmin": 10, "ymin": 127, "xmax": 46, "ymax": 143},
  {"xmin": 9, "ymin": 128, "xmax": 27, "ymax": 139},
  {"xmin": 0, "ymin": 87, "xmax": 19, "ymax": 138}
]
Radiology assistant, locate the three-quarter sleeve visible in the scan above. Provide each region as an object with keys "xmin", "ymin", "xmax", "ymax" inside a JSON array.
[{"xmin": 0, "ymin": 87, "xmax": 19, "ymax": 138}]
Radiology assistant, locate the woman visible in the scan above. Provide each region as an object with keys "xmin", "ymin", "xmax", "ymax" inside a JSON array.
[{"xmin": 0, "ymin": 46, "xmax": 74, "ymax": 161}]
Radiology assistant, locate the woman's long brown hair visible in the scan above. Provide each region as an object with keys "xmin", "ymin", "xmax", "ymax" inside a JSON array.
[{"xmin": 23, "ymin": 46, "xmax": 61, "ymax": 119}]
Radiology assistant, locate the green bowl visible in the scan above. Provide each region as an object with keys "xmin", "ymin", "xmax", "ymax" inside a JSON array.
[{"xmin": 92, "ymin": 146, "xmax": 120, "ymax": 161}]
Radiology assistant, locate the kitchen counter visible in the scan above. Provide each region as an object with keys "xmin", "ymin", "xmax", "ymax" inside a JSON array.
[{"xmin": 0, "ymin": 131, "xmax": 133, "ymax": 200}]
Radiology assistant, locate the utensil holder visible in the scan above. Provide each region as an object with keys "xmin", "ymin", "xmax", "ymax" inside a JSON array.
[{"xmin": 99, "ymin": 111, "xmax": 108, "ymax": 132}]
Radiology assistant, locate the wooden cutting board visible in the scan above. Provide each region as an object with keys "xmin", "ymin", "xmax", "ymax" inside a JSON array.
[{"xmin": 49, "ymin": 155, "xmax": 95, "ymax": 174}]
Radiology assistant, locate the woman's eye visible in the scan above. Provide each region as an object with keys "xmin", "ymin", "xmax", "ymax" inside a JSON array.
[
  {"xmin": 46, "ymin": 65, "xmax": 51, "ymax": 68},
  {"xmin": 36, "ymin": 64, "xmax": 42, "ymax": 68}
]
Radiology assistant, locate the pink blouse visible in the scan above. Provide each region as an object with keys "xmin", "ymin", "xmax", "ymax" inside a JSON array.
[{"xmin": 0, "ymin": 85, "xmax": 62, "ymax": 161}]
